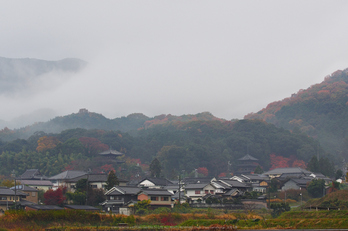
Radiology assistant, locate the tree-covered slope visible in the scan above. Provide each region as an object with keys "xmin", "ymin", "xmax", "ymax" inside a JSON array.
[
  {"xmin": 0, "ymin": 119, "xmax": 325, "ymax": 178},
  {"xmin": 245, "ymin": 68, "xmax": 348, "ymax": 163},
  {"xmin": 0, "ymin": 110, "xmax": 224, "ymax": 142}
]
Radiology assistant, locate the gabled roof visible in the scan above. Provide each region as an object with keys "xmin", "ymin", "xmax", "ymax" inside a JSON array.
[
  {"xmin": 0, "ymin": 187, "xmax": 27, "ymax": 196},
  {"xmin": 106, "ymin": 186, "xmax": 141, "ymax": 196},
  {"xmin": 138, "ymin": 177, "xmax": 174, "ymax": 186},
  {"xmin": 98, "ymin": 149, "xmax": 124, "ymax": 157},
  {"xmin": 241, "ymin": 174, "xmax": 269, "ymax": 181},
  {"xmin": 263, "ymin": 167, "xmax": 312, "ymax": 176},
  {"xmin": 218, "ymin": 180, "xmax": 250, "ymax": 188},
  {"xmin": 139, "ymin": 189, "xmax": 172, "ymax": 196},
  {"xmin": 10, "ymin": 185, "xmax": 38, "ymax": 192},
  {"xmin": 287, "ymin": 178, "xmax": 312, "ymax": 187},
  {"xmin": 224, "ymin": 188, "xmax": 240, "ymax": 196},
  {"xmin": 238, "ymin": 154, "xmax": 258, "ymax": 161},
  {"xmin": 183, "ymin": 177, "xmax": 215, "ymax": 184},
  {"xmin": 65, "ymin": 173, "xmax": 108, "ymax": 183},
  {"xmin": 49, "ymin": 170, "xmax": 86, "ymax": 180},
  {"xmin": 185, "ymin": 183, "xmax": 210, "ymax": 190},
  {"xmin": 19, "ymin": 179, "xmax": 53, "ymax": 186},
  {"xmin": 20, "ymin": 169, "xmax": 47, "ymax": 180}
]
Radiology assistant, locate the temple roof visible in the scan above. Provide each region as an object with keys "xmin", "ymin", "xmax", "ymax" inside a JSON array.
[
  {"xmin": 98, "ymin": 149, "xmax": 124, "ymax": 157},
  {"xmin": 238, "ymin": 154, "xmax": 258, "ymax": 161}
]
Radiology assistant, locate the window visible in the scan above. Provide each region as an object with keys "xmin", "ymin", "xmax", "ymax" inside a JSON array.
[
  {"xmin": 210, "ymin": 190, "xmax": 214, "ymax": 194},
  {"xmin": 150, "ymin": 196, "xmax": 158, "ymax": 201},
  {"xmin": 1, "ymin": 197, "xmax": 6, "ymax": 200},
  {"xmin": 91, "ymin": 185, "xmax": 97, "ymax": 188},
  {"xmin": 161, "ymin": 197, "xmax": 169, "ymax": 201},
  {"xmin": 110, "ymin": 196, "xmax": 114, "ymax": 200},
  {"xmin": 195, "ymin": 190, "xmax": 200, "ymax": 194},
  {"xmin": 205, "ymin": 190, "xmax": 209, "ymax": 194},
  {"xmin": 32, "ymin": 192, "xmax": 36, "ymax": 197}
]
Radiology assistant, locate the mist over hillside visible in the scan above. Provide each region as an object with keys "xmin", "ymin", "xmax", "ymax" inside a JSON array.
[{"xmin": 245, "ymin": 67, "xmax": 348, "ymax": 164}]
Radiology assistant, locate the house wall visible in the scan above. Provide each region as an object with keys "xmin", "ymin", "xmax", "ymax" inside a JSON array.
[
  {"xmin": 30, "ymin": 185, "xmax": 52, "ymax": 192},
  {"xmin": 186, "ymin": 184, "xmax": 216, "ymax": 198},
  {"xmin": 138, "ymin": 193, "xmax": 149, "ymax": 201},
  {"xmin": 138, "ymin": 193, "xmax": 171, "ymax": 206},
  {"xmin": 23, "ymin": 191, "xmax": 38, "ymax": 204}
]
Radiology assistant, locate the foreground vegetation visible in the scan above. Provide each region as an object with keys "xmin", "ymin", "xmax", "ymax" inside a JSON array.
[{"xmin": 3, "ymin": 208, "xmax": 348, "ymax": 230}]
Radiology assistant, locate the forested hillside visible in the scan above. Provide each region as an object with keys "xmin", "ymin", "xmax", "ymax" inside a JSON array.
[
  {"xmin": 0, "ymin": 119, "xmax": 326, "ymax": 179},
  {"xmin": 0, "ymin": 110, "xmax": 223, "ymax": 142},
  {"xmin": 245, "ymin": 68, "xmax": 348, "ymax": 164}
]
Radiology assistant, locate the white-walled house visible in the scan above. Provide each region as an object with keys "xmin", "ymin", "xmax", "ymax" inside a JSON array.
[{"xmin": 185, "ymin": 183, "xmax": 216, "ymax": 202}]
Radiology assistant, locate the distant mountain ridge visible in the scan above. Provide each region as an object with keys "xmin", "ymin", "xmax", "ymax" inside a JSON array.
[
  {"xmin": 245, "ymin": 67, "xmax": 348, "ymax": 162},
  {"xmin": 0, "ymin": 109, "xmax": 225, "ymax": 142},
  {"xmin": 0, "ymin": 57, "xmax": 86, "ymax": 94}
]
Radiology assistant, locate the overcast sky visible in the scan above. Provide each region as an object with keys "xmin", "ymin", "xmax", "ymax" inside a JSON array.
[{"xmin": 1, "ymin": 1, "xmax": 348, "ymax": 124}]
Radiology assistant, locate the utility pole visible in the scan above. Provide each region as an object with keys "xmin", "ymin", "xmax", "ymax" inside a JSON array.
[
  {"xmin": 12, "ymin": 170, "xmax": 17, "ymax": 210},
  {"xmin": 178, "ymin": 173, "xmax": 181, "ymax": 206},
  {"xmin": 85, "ymin": 169, "xmax": 91, "ymax": 205}
]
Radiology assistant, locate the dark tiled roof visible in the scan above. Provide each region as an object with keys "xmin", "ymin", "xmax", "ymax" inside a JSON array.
[
  {"xmin": 241, "ymin": 174, "xmax": 269, "ymax": 181},
  {"xmin": 19, "ymin": 180, "xmax": 53, "ymax": 186},
  {"xmin": 0, "ymin": 187, "xmax": 27, "ymax": 196},
  {"xmin": 106, "ymin": 186, "xmax": 141, "ymax": 196},
  {"xmin": 224, "ymin": 188, "xmax": 240, "ymax": 196},
  {"xmin": 139, "ymin": 189, "xmax": 172, "ymax": 196},
  {"xmin": 20, "ymin": 169, "xmax": 47, "ymax": 180},
  {"xmin": 263, "ymin": 167, "xmax": 312, "ymax": 176},
  {"xmin": 99, "ymin": 149, "xmax": 124, "ymax": 157},
  {"xmin": 218, "ymin": 180, "xmax": 250, "ymax": 188},
  {"xmin": 183, "ymin": 177, "xmax": 213, "ymax": 184},
  {"xmin": 289, "ymin": 178, "xmax": 312, "ymax": 186},
  {"xmin": 65, "ymin": 173, "xmax": 108, "ymax": 183},
  {"xmin": 26, "ymin": 205, "xmax": 64, "ymax": 210},
  {"xmin": 238, "ymin": 154, "xmax": 258, "ymax": 161},
  {"xmin": 185, "ymin": 183, "xmax": 209, "ymax": 190},
  {"xmin": 138, "ymin": 177, "xmax": 174, "ymax": 186},
  {"xmin": 49, "ymin": 171, "xmax": 86, "ymax": 180},
  {"xmin": 64, "ymin": 205, "xmax": 100, "ymax": 210}
]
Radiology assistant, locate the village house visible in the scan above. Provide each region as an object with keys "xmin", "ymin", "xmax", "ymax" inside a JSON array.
[
  {"xmin": 49, "ymin": 170, "xmax": 86, "ymax": 190},
  {"xmin": 0, "ymin": 187, "xmax": 27, "ymax": 212},
  {"xmin": 19, "ymin": 179, "xmax": 53, "ymax": 192},
  {"xmin": 137, "ymin": 188, "xmax": 173, "ymax": 208},
  {"xmin": 10, "ymin": 185, "xmax": 39, "ymax": 204},
  {"xmin": 100, "ymin": 186, "xmax": 141, "ymax": 213},
  {"xmin": 135, "ymin": 177, "xmax": 174, "ymax": 189}
]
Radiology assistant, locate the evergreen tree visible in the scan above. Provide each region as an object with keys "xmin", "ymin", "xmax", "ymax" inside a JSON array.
[
  {"xmin": 149, "ymin": 158, "xmax": 161, "ymax": 178},
  {"xmin": 254, "ymin": 165, "xmax": 264, "ymax": 174},
  {"xmin": 106, "ymin": 170, "xmax": 119, "ymax": 190},
  {"xmin": 307, "ymin": 179, "xmax": 325, "ymax": 198},
  {"xmin": 307, "ymin": 156, "xmax": 319, "ymax": 172}
]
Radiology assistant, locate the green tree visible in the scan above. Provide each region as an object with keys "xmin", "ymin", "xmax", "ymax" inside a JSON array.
[
  {"xmin": 254, "ymin": 165, "xmax": 264, "ymax": 174},
  {"xmin": 149, "ymin": 158, "xmax": 161, "ymax": 178},
  {"xmin": 75, "ymin": 178, "xmax": 88, "ymax": 192},
  {"xmin": 335, "ymin": 169, "xmax": 343, "ymax": 180},
  {"xmin": 307, "ymin": 179, "xmax": 325, "ymax": 198},
  {"xmin": 106, "ymin": 170, "xmax": 119, "ymax": 190},
  {"xmin": 307, "ymin": 156, "xmax": 319, "ymax": 172}
]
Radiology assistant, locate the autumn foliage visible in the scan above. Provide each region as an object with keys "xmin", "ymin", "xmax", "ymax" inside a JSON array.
[
  {"xmin": 44, "ymin": 187, "xmax": 66, "ymax": 205},
  {"xmin": 270, "ymin": 153, "xmax": 306, "ymax": 170},
  {"xmin": 36, "ymin": 136, "xmax": 61, "ymax": 152},
  {"xmin": 197, "ymin": 167, "xmax": 209, "ymax": 177}
]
